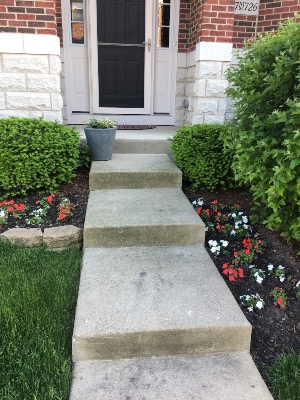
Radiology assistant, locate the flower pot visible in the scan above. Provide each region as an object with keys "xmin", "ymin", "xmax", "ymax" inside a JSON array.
[{"xmin": 84, "ymin": 127, "xmax": 116, "ymax": 161}]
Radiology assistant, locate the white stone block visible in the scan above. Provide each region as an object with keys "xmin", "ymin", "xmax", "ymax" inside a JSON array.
[
  {"xmin": 187, "ymin": 50, "xmax": 196, "ymax": 67},
  {"xmin": 0, "ymin": 55, "xmax": 2, "ymax": 72},
  {"xmin": 192, "ymin": 114, "xmax": 204, "ymax": 125},
  {"xmin": 225, "ymin": 112, "xmax": 234, "ymax": 122},
  {"xmin": 204, "ymin": 115, "xmax": 225, "ymax": 124},
  {"xmin": 175, "ymin": 109, "xmax": 185, "ymax": 124},
  {"xmin": 51, "ymin": 93, "xmax": 63, "ymax": 111},
  {"xmin": 194, "ymin": 79, "xmax": 206, "ymax": 97},
  {"xmin": 187, "ymin": 66, "xmax": 196, "ymax": 80},
  {"xmin": 49, "ymin": 55, "xmax": 62, "ymax": 75},
  {"xmin": 0, "ymin": 92, "xmax": 5, "ymax": 109},
  {"xmin": 196, "ymin": 99, "xmax": 218, "ymax": 115},
  {"xmin": 6, "ymin": 92, "xmax": 51, "ymax": 110},
  {"xmin": 206, "ymin": 80, "xmax": 228, "ymax": 97},
  {"xmin": 23, "ymin": 34, "xmax": 60, "ymax": 56},
  {"xmin": 186, "ymin": 110, "xmax": 194, "ymax": 125},
  {"xmin": 175, "ymin": 96, "xmax": 186, "ymax": 109},
  {"xmin": 0, "ymin": 110, "xmax": 30, "ymax": 118},
  {"xmin": 218, "ymin": 98, "xmax": 228, "ymax": 115},
  {"xmin": 0, "ymin": 73, "xmax": 26, "ymax": 91},
  {"xmin": 0, "ymin": 33, "xmax": 24, "ymax": 54},
  {"xmin": 177, "ymin": 52, "xmax": 187, "ymax": 68},
  {"xmin": 176, "ymin": 82, "xmax": 185, "ymax": 96},
  {"xmin": 185, "ymin": 82, "xmax": 195, "ymax": 96},
  {"xmin": 176, "ymin": 68, "xmax": 187, "ymax": 82},
  {"xmin": 30, "ymin": 110, "xmax": 63, "ymax": 123},
  {"xmin": 196, "ymin": 42, "xmax": 233, "ymax": 62},
  {"xmin": 188, "ymin": 97, "xmax": 194, "ymax": 112},
  {"xmin": 3, "ymin": 54, "xmax": 49, "ymax": 73},
  {"xmin": 222, "ymin": 62, "xmax": 231, "ymax": 79},
  {"xmin": 27, "ymin": 74, "xmax": 60, "ymax": 93},
  {"xmin": 198, "ymin": 62, "xmax": 222, "ymax": 79}
]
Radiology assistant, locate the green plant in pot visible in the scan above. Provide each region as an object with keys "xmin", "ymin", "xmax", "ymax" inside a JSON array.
[{"xmin": 84, "ymin": 117, "xmax": 117, "ymax": 161}]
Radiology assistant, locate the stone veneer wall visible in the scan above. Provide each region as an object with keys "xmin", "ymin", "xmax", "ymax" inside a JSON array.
[
  {"xmin": 0, "ymin": 32, "xmax": 63, "ymax": 122},
  {"xmin": 176, "ymin": 42, "xmax": 232, "ymax": 126}
]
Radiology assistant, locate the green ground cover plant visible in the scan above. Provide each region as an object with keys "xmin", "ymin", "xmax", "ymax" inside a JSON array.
[
  {"xmin": 170, "ymin": 123, "xmax": 235, "ymax": 190},
  {"xmin": 0, "ymin": 117, "xmax": 80, "ymax": 197},
  {"xmin": 0, "ymin": 241, "xmax": 81, "ymax": 399},
  {"xmin": 225, "ymin": 17, "xmax": 300, "ymax": 241},
  {"xmin": 266, "ymin": 350, "xmax": 300, "ymax": 400}
]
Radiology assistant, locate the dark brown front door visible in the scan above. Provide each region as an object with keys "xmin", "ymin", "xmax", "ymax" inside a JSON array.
[{"xmin": 97, "ymin": 0, "xmax": 145, "ymax": 108}]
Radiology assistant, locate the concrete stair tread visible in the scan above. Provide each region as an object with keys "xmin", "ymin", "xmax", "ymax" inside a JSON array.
[
  {"xmin": 72, "ymin": 245, "xmax": 251, "ymax": 361},
  {"xmin": 84, "ymin": 188, "xmax": 205, "ymax": 247},
  {"xmin": 69, "ymin": 352, "xmax": 273, "ymax": 400},
  {"xmin": 89, "ymin": 154, "xmax": 182, "ymax": 190}
]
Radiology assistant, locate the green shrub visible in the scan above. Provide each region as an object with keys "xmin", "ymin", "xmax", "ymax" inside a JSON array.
[
  {"xmin": 77, "ymin": 144, "xmax": 92, "ymax": 169},
  {"xmin": 225, "ymin": 18, "xmax": 300, "ymax": 241},
  {"xmin": 170, "ymin": 123, "xmax": 235, "ymax": 190},
  {"xmin": 0, "ymin": 117, "xmax": 80, "ymax": 197}
]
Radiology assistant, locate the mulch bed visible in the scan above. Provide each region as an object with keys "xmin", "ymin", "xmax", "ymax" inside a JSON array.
[{"xmin": 2, "ymin": 169, "xmax": 300, "ymax": 387}]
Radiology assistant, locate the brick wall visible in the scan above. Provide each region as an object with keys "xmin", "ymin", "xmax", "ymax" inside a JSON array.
[
  {"xmin": 0, "ymin": 0, "xmax": 57, "ymax": 35},
  {"xmin": 179, "ymin": 0, "xmax": 300, "ymax": 51}
]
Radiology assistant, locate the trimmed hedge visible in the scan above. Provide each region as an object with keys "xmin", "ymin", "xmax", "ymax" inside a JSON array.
[
  {"xmin": 170, "ymin": 123, "xmax": 235, "ymax": 190},
  {"xmin": 0, "ymin": 117, "xmax": 80, "ymax": 197}
]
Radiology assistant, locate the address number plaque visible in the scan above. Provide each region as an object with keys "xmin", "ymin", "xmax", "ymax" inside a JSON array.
[{"xmin": 234, "ymin": 0, "xmax": 260, "ymax": 16}]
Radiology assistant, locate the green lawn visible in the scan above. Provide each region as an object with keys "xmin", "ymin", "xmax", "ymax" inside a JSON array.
[
  {"xmin": 266, "ymin": 350, "xmax": 300, "ymax": 400},
  {"xmin": 0, "ymin": 241, "xmax": 81, "ymax": 399}
]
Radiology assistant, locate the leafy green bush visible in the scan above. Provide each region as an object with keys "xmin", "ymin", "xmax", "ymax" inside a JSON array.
[
  {"xmin": 170, "ymin": 123, "xmax": 235, "ymax": 190},
  {"xmin": 225, "ymin": 18, "xmax": 300, "ymax": 241},
  {"xmin": 0, "ymin": 117, "xmax": 80, "ymax": 197},
  {"xmin": 77, "ymin": 144, "xmax": 92, "ymax": 169}
]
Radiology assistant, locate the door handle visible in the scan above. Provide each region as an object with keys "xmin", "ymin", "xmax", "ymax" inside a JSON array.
[{"xmin": 142, "ymin": 39, "xmax": 151, "ymax": 52}]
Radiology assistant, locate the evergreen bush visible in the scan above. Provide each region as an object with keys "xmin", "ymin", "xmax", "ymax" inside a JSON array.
[
  {"xmin": 225, "ymin": 17, "xmax": 300, "ymax": 241},
  {"xmin": 0, "ymin": 117, "xmax": 80, "ymax": 197},
  {"xmin": 170, "ymin": 123, "xmax": 234, "ymax": 190}
]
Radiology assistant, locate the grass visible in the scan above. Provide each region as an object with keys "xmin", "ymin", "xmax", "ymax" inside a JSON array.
[
  {"xmin": 266, "ymin": 351, "xmax": 300, "ymax": 400},
  {"xmin": 0, "ymin": 241, "xmax": 81, "ymax": 400}
]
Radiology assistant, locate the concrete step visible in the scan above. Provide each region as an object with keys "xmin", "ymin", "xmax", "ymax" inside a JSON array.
[
  {"xmin": 89, "ymin": 154, "xmax": 182, "ymax": 190},
  {"xmin": 83, "ymin": 188, "xmax": 205, "ymax": 248},
  {"xmin": 69, "ymin": 352, "xmax": 273, "ymax": 400},
  {"xmin": 78, "ymin": 126, "xmax": 177, "ymax": 155},
  {"xmin": 72, "ymin": 245, "xmax": 251, "ymax": 361}
]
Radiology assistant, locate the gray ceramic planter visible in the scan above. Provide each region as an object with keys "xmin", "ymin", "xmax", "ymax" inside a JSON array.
[{"xmin": 84, "ymin": 127, "xmax": 116, "ymax": 161}]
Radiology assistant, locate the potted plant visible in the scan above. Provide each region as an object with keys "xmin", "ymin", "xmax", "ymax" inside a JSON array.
[{"xmin": 84, "ymin": 117, "xmax": 117, "ymax": 161}]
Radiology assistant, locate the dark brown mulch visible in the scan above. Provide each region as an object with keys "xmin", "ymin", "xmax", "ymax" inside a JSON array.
[{"xmin": 1, "ymin": 170, "xmax": 300, "ymax": 387}]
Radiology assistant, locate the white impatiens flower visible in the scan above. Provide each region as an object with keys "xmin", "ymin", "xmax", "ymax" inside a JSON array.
[
  {"xmin": 242, "ymin": 216, "xmax": 248, "ymax": 223},
  {"xmin": 208, "ymin": 240, "xmax": 218, "ymax": 247},
  {"xmin": 296, "ymin": 281, "xmax": 300, "ymax": 287},
  {"xmin": 210, "ymin": 246, "xmax": 220, "ymax": 255},
  {"xmin": 267, "ymin": 264, "xmax": 274, "ymax": 271},
  {"xmin": 255, "ymin": 274, "xmax": 264, "ymax": 284},
  {"xmin": 230, "ymin": 230, "xmax": 236, "ymax": 235},
  {"xmin": 278, "ymin": 265, "xmax": 284, "ymax": 270},
  {"xmin": 238, "ymin": 212, "xmax": 243, "ymax": 215},
  {"xmin": 192, "ymin": 200, "xmax": 196, "ymax": 205},
  {"xmin": 220, "ymin": 240, "xmax": 229, "ymax": 247},
  {"xmin": 248, "ymin": 265, "xmax": 255, "ymax": 269},
  {"xmin": 230, "ymin": 212, "xmax": 236, "ymax": 218},
  {"xmin": 243, "ymin": 224, "xmax": 249, "ymax": 230},
  {"xmin": 279, "ymin": 276, "xmax": 285, "ymax": 282},
  {"xmin": 256, "ymin": 301, "xmax": 264, "ymax": 309},
  {"xmin": 248, "ymin": 306, "xmax": 254, "ymax": 312}
]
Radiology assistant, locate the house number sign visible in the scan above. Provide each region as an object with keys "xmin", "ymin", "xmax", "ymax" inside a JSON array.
[{"xmin": 234, "ymin": 0, "xmax": 260, "ymax": 16}]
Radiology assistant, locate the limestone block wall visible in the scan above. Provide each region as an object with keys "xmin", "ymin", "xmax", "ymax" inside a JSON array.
[
  {"xmin": 0, "ymin": 33, "xmax": 63, "ymax": 122},
  {"xmin": 175, "ymin": 42, "xmax": 233, "ymax": 126}
]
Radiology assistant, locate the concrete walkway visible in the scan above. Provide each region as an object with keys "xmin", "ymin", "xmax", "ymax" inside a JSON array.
[{"xmin": 69, "ymin": 128, "xmax": 273, "ymax": 399}]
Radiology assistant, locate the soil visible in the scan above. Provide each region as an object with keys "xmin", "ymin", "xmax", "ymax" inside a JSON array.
[{"xmin": 2, "ymin": 169, "xmax": 300, "ymax": 389}]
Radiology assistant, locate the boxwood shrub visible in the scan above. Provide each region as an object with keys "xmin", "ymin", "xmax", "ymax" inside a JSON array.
[
  {"xmin": 0, "ymin": 117, "xmax": 80, "ymax": 197},
  {"xmin": 170, "ymin": 123, "xmax": 235, "ymax": 190}
]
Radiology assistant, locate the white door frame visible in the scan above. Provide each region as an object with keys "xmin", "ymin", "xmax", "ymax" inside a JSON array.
[
  {"xmin": 62, "ymin": 0, "xmax": 180, "ymax": 125},
  {"xmin": 88, "ymin": 0, "xmax": 153, "ymax": 115}
]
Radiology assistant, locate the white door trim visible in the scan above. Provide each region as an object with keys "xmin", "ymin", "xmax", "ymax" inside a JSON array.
[{"xmin": 88, "ymin": 0, "xmax": 153, "ymax": 115}]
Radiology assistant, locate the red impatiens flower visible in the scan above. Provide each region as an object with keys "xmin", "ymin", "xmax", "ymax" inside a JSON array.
[
  {"xmin": 196, "ymin": 207, "xmax": 202, "ymax": 214},
  {"xmin": 277, "ymin": 297, "xmax": 283, "ymax": 305},
  {"xmin": 7, "ymin": 206, "xmax": 14, "ymax": 212},
  {"xmin": 59, "ymin": 214, "xmax": 66, "ymax": 220},
  {"xmin": 212, "ymin": 200, "xmax": 218, "ymax": 204}
]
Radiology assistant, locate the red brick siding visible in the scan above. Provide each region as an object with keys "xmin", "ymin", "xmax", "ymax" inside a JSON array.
[
  {"xmin": 179, "ymin": 0, "xmax": 300, "ymax": 52},
  {"xmin": 0, "ymin": 0, "xmax": 57, "ymax": 35}
]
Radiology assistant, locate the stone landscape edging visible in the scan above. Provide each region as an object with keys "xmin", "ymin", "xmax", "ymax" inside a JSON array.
[{"xmin": 0, "ymin": 225, "xmax": 83, "ymax": 250}]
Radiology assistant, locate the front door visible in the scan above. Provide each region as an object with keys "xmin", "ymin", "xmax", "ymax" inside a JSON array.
[{"xmin": 90, "ymin": 0, "xmax": 152, "ymax": 114}]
